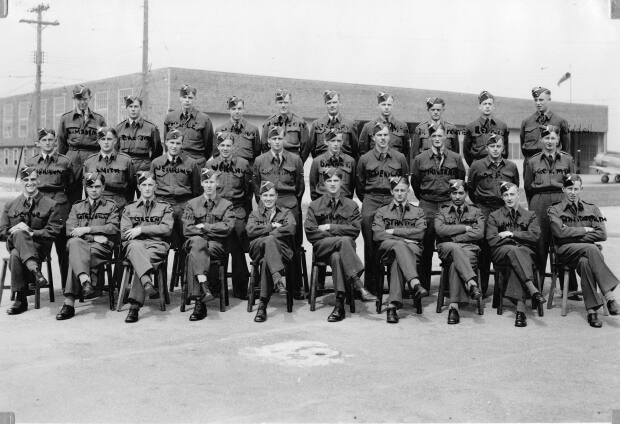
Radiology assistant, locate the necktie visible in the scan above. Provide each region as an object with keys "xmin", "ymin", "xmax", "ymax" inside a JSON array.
[
  {"xmin": 510, "ymin": 209, "xmax": 517, "ymax": 223},
  {"xmin": 25, "ymin": 197, "xmax": 34, "ymax": 226},
  {"xmin": 536, "ymin": 113, "xmax": 547, "ymax": 125},
  {"xmin": 207, "ymin": 200, "xmax": 215, "ymax": 213},
  {"xmin": 276, "ymin": 154, "xmax": 282, "ymax": 167},
  {"xmin": 398, "ymin": 203, "xmax": 404, "ymax": 217},
  {"xmin": 457, "ymin": 206, "xmax": 462, "ymax": 217},
  {"xmin": 482, "ymin": 118, "xmax": 490, "ymax": 131},
  {"xmin": 131, "ymin": 121, "xmax": 136, "ymax": 129},
  {"xmin": 145, "ymin": 200, "xmax": 152, "ymax": 214},
  {"xmin": 548, "ymin": 154, "xmax": 554, "ymax": 163},
  {"xmin": 379, "ymin": 153, "xmax": 386, "ymax": 162}
]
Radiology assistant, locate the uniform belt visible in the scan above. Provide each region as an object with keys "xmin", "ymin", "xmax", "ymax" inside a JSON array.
[{"xmin": 69, "ymin": 145, "xmax": 99, "ymax": 151}]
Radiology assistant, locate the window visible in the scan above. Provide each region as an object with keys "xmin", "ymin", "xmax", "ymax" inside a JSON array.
[
  {"xmin": 18, "ymin": 101, "xmax": 30, "ymax": 138},
  {"xmin": 508, "ymin": 142, "xmax": 522, "ymax": 161},
  {"xmin": 4, "ymin": 148, "xmax": 8, "ymax": 165},
  {"xmin": 94, "ymin": 91, "xmax": 109, "ymax": 122},
  {"xmin": 118, "ymin": 88, "xmax": 134, "ymax": 122},
  {"xmin": 13, "ymin": 148, "xmax": 19, "ymax": 165},
  {"xmin": 2, "ymin": 103, "xmax": 13, "ymax": 139},
  {"xmin": 53, "ymin": 96, "xmax": 66, "ymax": 128},
  {"xmin": 40, "ymin": 99, "xmax": 48, "ymax": 128}
]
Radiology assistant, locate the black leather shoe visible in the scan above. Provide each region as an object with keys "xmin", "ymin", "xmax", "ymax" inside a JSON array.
[
  {"xmin": 386, "ymin": 307, "xmax": 399, "ymax": 324},
  {"xmin": 327, "ymin": 303, "xmax": 345, "ymax": 322},
  {"xmin": 607, "ymin": 299, "xmax": 619, "ymax": 316},
  {"xmin": 515, "ymin": 311, "xmax": 527, "ymax": 327},
  {"xmin": 532, "ymin": 292, "xmax": 546, "ymax": 306},
  {"xmin": 358, "ymin": 287, "xmax": 377, "ymax": 302},
  {"xmin": 254, "ymin": 302, "xmax": 267, "ymax": 322},
  {"xmin": 56, "ymin": 304, "xmax": 75, "ymax": 320},
  {"xmin": 448, "ymin": 308, "xmax": 460, "ymax": 325},
  {"xmin": 82, "ymin": 281, "xmax": 96, "ymax": 299},
  {"xmin": 412, "ymin": 284, "xmax": 429, "ymax": 300},
  {"xmin": 588, "ymin": 312, "xmax": 603, "ymax": 328},
  {"xmin": 293, "ymin": 292, "xmax": 306, "ymax": 300},
  {"xmin": 469, "ymin": 285, "xmax": 482, "ymax": 300},
  {"xmin": 189, "ymin": 300, "xmax": 207, "ymax": 321},
  {"xmin": 125, "ymin": 308, "xmax": 139, "ymax": 323},
  {"xmin": 6, "ymin": 300, "xmax": 28, "ymax": 315}
]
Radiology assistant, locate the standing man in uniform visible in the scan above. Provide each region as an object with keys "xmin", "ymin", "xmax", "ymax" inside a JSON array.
[
  {"xmin": 164, "ymin": 84, "xmax": 214, "ymax": 166},
  {"xmin": 359, "ymin": 92, "xmax": 410, "ymax": 158},
  {"xmin": 411, "ymin": 125, "xmax": 466, "ymax": 290},
  {"xmin": 411, "ymin": 97, "xmax": 459, "ymax": 158},
  {"xmin": 303, "ymin": 90, "xmax": 359, "ymax": 162},
  {"xmin": 55, "ymin": 172, "xmax": 120, "ymax": 320},
  {"xmin": 57, "ymin": 84, "xmax": 107, "ymax": 205},
  {"xmin": 206, "ymin": 132, "xmax": 252, "ymax": 299},
  {"xmin": 121, "ymin": 172, "xmax": 174, "ymax": 323},
  {"xmin": 309, "ymin": 129, "xmax": 356, "ymax": 200},
  {"xmin": 462, "ymin": 91, "xmax": 509, "ymax": 166},
  {"xmin": 25, "ymin": 128, "xmax": 75, "ymax": 288},
  {"xmin": 305, "ymin": 168, "xmax": 371, "ymax": 322},
  {"xmin": 261, "ymin": 89, "xmax": 309, "ymax": 159},
  {"xmin": 1, "ymin": 167, "xmax": 63, "ymax": 315},
  {"xmin": 213, "ymin": 96, "xmax": 261, "ymax": 165},
  {"xmin": 356, "ymin": 122, "xmax": 409, "ymax": 296},
  {"xmin": 548, "ymin": 174, "xmax": 620, "ymax": 327}
]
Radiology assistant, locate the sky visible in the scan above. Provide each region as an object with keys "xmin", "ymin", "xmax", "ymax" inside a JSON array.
[{"xmin": 2, "ymin": 0, "xmax": 620, "ymax": 145}]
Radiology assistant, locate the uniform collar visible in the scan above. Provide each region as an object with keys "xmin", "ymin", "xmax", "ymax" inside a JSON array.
[
  {"xmin": 562, "ymin": 199, "xmax": 584, "ymax": 212},
  {"xmin": 542, "ymin": 150, "xmax": 561, "ymax": 161},
  {"xmin": 327, "ymin": 114, "xmax": 341, "ymax": 124},
  {"xmin": 137, "ymin": 197, "xmax": 157, "ymax": 207},
  {"xmin": 449, "ymin": 203, "xmax": 469, "ymax": 213},
  {"xmin": 125, "ymin": 117, "xmax": 144, "ymax": 128},
  {"xmin": 38, "ymin": 152, "xmax": 57, "ymax": 163},
  {"xmin": 431, "ymin": 146, "xmax": 445, "ymax": 157},
  {"xmin": 372, "ymin": 148, "xmax": 392, "ymax": 160},
  {"xmin": 230, "ymin": 118, "xmax": 246, "ymax": 128},
  {"xmin": 73, "ymin": 108, "xmax": 94, "ymax": 119},
  {"xmin": 99, "ymin": 151, "xmax": 116, "ymax": 161},
  {"xmin": 202, "ymin": 194, "xmax": 219, "ymax": 206},
  {"xmin": 180, "ymin": 107, "xmax": 197, "ymax": 119},
  {"xmin": 259, "ymin": 203, "xmax": 282, "ymax": 216},
  {"xmin": 484, "ymin": 156, "xmax": 505, "ymax": 167},
  {"xmin": 390, "ymin": 200, "xmax": 409, "ymax": 211},
  {"xmin": 166, "ymin": 153, "xmax": 183, "ymax": 164},
  {"xmin": 478, "ymin": 115, "xmax": 496, "ymax": 126}
]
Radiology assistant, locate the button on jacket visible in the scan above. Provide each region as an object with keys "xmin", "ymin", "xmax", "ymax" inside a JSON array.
[
  {"xmin": 150, "ymin": 153, "xmax": 201, "ymax": 204},
  {"xmin": 435, "ymin": 203, "xmax": 485, "ymax": 244},
  {"xmin": 356, "ymin": 148, "xmax": 408, "ymax": 201},
  {"xmin": 164, "ymin": 107, "xmax": 214, "ymax": 162},
  {"xmin": 462, "ymin": 116, "xmax": 509, "ymax": 166},
  {"xmin": 411, "ymin": 119, "xmax": 459, "ymax": 157},
  {"xmin": 214, "ymin": 118, "xmax": 262, "ymax": 164},
  {"xmin": 304, "ymin": 114, "xmax": 359, "ymax": 161},
  {"xmin": 520, "ymin": 111, "xmax": 570, "ymax": 158},
  {"xmin": 261, "ymin": 112, "xmax": 309, "ymax": 158},
  {"xmin": 467, "ymin": 157, "xmax": 520, "ymax": 208},
  {"xmin": 57, "ymin": 108, "xmax": 107, "ymax": 154},
  {"xmin": 309, "ymin": 152, "xmax": 356, "ymax": 200},
  {"xmin": 121, "ymin": 198, "xmax": 174, "ymax": 242},
  {"xmin": 116, "ymin": 117, "xmax": 163, "ymax": 170},
  {"xmin": 411, "ymin": 149, "xmax": 466, "ymax": 203},
  {"xmin": 359, "ymin": 117, "xmax": 410, "ymax": 158}
]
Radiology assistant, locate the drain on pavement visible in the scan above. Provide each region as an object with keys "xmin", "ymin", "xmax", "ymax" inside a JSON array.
[{"xmin": 241, "ymin": 341, "xmax": 343, "ymax": 367}]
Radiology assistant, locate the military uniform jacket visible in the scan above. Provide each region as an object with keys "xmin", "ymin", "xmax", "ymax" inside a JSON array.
[
  {"xmin": 548, "ymin": 199, "xmax": 607, "ymax": 246},
  {"xmin": 121, "ymin": 198, "xmax": 173, "ymax": 242},
  {"xmin": 486, "ymin": 206, "xmax": 540, "ymax": 251},
  {"xmin": 520, "ymin": 111, "xmax": 570, "ymax": 158},
  {"xmin": 246, "ymin": 204, "xmax": 296, "ymax": 242},
  {"xmin": 83, "ymin": 151, "xmax": 136, "ymax": 202},
  {"xmin": 252, "ymin": 150, "xmax": 305, "ymax": 209},
  {"xmin": 373, "ymin": 201, "xmax": 426, "ymax": 243},
  {"xmin": 57, "ymin": 108, "xmax": 107, "ymax": 154},
  {"xmin": 359, "ymin": 116, "xmax": 410, "ymax": 158},
  {"xmin": 205, "ymin": 156, "xmax": 252, "ymax": 210},
  {"xmin": 411, "ymin": 119, "xmax": 459, "ymax": 158},
  {"xmin": 355, "ymin": 148, "xmax": 408, "ymax": 201},
  {"xmin": 304, "ymin": 194, "xmax": 361, "ymax": 244},
  {"xmin": 261, "ymin": 112, "xmax": 309, "ymax": 157},
  {"xmin": 0, "ymin": 192, "xmax": 63, "ymax": 242},
  {"xmin": 309, "ymin": 151, "xmax": 356, "ymax": 200},
  {"xmin": 24, "ymin": 152, "xmax": 74, "ymax": 205},
  {"xmin": 304, "ymin": 114, "xmax": 359, "ymax": 162},
  {"xmin": 116, "ymin": 117, "xmax": 163, "ymax": 165},
  {"xmin": 435, "ymin": 203, "xmax": 485, "ymax": 244},
  {"xmin": 214, "ymin": 119, "xmax": 261, "ymax": 163},
  {"xmin": 164, "ymin": 107, "xmax": 214, "ymax": 160},
  {"xmin": 66, "ymin": 198, "xmax": 120, "ymax": 246},
  {"xmin": 524, "ymin": 151, "xmax": 574, "ymax": 196},
  {"xmin": 462, "ymin": 116, "xmax": 509, "ymax": 165},
  {"xmin": 150, "ymin": 153, "xmax": 201, "ymax": 203},
  {"xmin": 182, "ymin": 195, "xmax": 235, "ymax": 241},
  {"xmin": 467, "ymin": 157, "xmax": 520, "ymax": 208},
  {"xmin": 411, "ymin": 148, "xmax": 466, "ymax": 203}
]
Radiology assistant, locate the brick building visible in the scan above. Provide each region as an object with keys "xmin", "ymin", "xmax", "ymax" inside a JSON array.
[{"xmin": 0, "ymin": 67, "xmax": 607, "ymax": 174}]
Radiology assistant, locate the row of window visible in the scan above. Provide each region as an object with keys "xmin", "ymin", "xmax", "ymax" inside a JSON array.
[{"xmin": 1, "ymin": 88, "xmax": 135, "ymax": 140}]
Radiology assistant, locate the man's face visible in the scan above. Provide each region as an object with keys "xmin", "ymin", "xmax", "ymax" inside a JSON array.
[
  {"xmin": 373, "ymin": 127, "xmax": 390, "ymax": 150},
  {"xmin": 98, "ymin": 131, "xmax": 115, "ymax": 154},
  {"xmin": 76, "ymin": 95, "xmax": 90, "ymax": 111},
  {"xmin": 534, "ymin": 93, "xmax": 550, "ymax": 113},
  {"xmin": 377, "ymin": 97, "xmax": 393, "ymax": 117},
  {"xmin": 325, "ymin": 96, "xmax": 341, "ymax": 116},
  {"xmin": 392, "ymin": 182, "xmax": 409, "ymax": 203},
  {"xmin": 450, "ymin": 187, "xmax": 467, "ymax": 206},
  {"xmin": 261, "ymin": 188, "xmax": 277, "ymax": 209},
  {"xmin": 429, "ymin": 104, "xmax": 444, "ymax": 121},
  {"xmin": 276, "ymin": 95, "xmax": 291, "ymax": 115},
  {"xmin": 269, "ymin": 134, "xmax": 284, "ymax": 153},
  {"xmin": 487, "ymin": 140, "xmax": 504, "ymax": 160},
  {"xmin": 502, "ymin": 186, "xmax": 519, "ymax": 208},
  {"xmin": 37, "ymin": 133, "xmax": 56, "ymax": 155},
  {"xmin": 542, "ymin": 132, "xmax": 560, "ymax": 153},
  {"xmin": 325, "ymin": 175, "xmax": 342, "ymax": 195},
  {"xmin": 564, "ymin": 181, "xmax": 583, "ymax": 204},
  {"xmin": 479, "ymin": 99, "xmax": 495, "ymax": 116},
  {"xmin": 86, "ymin": 180, "xmax": 104, "ymax": 200},
  {"xmin": 127, "ymin": 101, "xmax": 141, "ymax": 120},
  {"xmin": 166, "ymin": 138, "xmax": 183, "ymax": 156},
  {"xmin": 217, "ymin": 138, "xmax": 234, "ymax": 159},
  {"xmin": 202, "ymin": 176, "xmax": 218, "ymax": 197},
  {"xmin": 431, "ymin": 128, "xmax": 446, "ymax": 150},
  {"xmin": 326, "ymin": 134, "xmax": 343, "ymax": 155},
  {"xmin": 229, "ymin": 103, "xmax": 244, "ymax": 121},
  {"xmin": 139, "ymin": 179, "xmax": 156, "ymax": 199},
  {"xmin": 21, "ymin": 174, "xmax": 38, "ymax": 196},
  {"xmin": 180, "ymin": 93, "xmax": 195, "ymax": 110}
]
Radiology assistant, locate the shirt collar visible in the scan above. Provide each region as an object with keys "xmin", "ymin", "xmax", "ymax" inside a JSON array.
[
  {"xmin": 372, "ymin": 148, "xmax": 391, "ymax": 160},
  {"xmin": 563, "ymin": 199, "xmax": 584, "ymax": 212},
  {"xmin": 449, "ymin": 203, "xmax": 469, "ymax": 213},
  {"xmin": 431, "ymin": 146, "xmax": 445, "ymax": 157},
  {"xmin": 126, "ymin": 117, "xmax": 143, "ymax": 128},
  {"xmin": 38, "ymin": 152, "xmax": 56, "ymax": 163},
  {"xmin": 73, "ymin": 108, "xmax": 93, "ymax": 119},
  {"xmin": 166, "ymin": 153, "xmax": 182, "ymax": 164},
  {"xmin": 484, "ymin": 156, "xmax": 504, "ymax": 167},
  {"xmin": 99, "ymin": 151, "xmax": 116, "ymax": 161},
  {"xmin": 327, "ymin": 114, "xmax": 340, "ymax": 123},
  {"xmin": 230, "ymin": 118, "xmax": 245, "ymax": 128},
  {"xmin": 181, "ymin": 107, "xmax": 196, "ymax": 119},
  {"xmin": 390, "ymin": 200, "xmax": 409, "ymax": 211},
  {"xmin": 479, "ymin": 115, "xmax": 496, "ymax": 125},
  {"xmin": 202, "ymin": 194, "xmax": 218, "ymax": 206},
  {"xmin": 137, "ymin": 197, "xmax": 156, "ymax": 207}
]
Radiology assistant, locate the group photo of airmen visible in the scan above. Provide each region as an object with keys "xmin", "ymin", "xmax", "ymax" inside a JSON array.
[{"xmin": 2, "ymin": 82, "xmax": 619, "ymax": 329}]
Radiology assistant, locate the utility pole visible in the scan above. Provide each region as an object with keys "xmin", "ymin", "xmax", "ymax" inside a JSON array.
[
  {"xmin": 19, "ymin": 4, "xmax": 59, "ymax": 141},
  {"xmin": 141, "ymin": 0, "xmax": 149, "ymax": 116}
]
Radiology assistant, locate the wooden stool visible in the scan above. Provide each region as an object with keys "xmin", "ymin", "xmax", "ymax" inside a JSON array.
[
  {"xmin": 436, "ymin": 261, "xmax": 483, "ymax": 315},
  {"xmin": 246, "ymin": 259, "xmax": 293, "ymax": 313},
  {"xmin": 0, "ymin": 255, "xmax": 54, "ymax": 309},
  {"xmin": 116, "ymin": 261, "xmax": 169, "ymax": 312},
  {"xmin": 308, "ymin": 259, "xmax": 355, "ymax": 313},
  {"xmin": 492, "ymin": 263, "xmax": 544, "ymax": 317},
  {"xmin": 376, "ymin": 261, "xmax": 422, "ymax": 314},
  {"xmin": 179, "ymin": 257, "xmax": 228, "ymax": 313}
]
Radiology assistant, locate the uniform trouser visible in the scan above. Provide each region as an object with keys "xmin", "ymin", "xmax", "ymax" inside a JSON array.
[
  {"xmin": 438, "ymin": 242, "xmax": 479, "ymax": 303},
  {"xmin": 492, "ymin": 244, "xmax": 536, "ymax": 302},
  {"xmin": 378, "ymin": 239, "xmax": 422, "ymax": 307},
  {"xmin": 478, "ymin": 203, "xmax": 502, "ymax": 289},
  {"xmin": 63, "ymin": 237, "xmax": 113, "ymax": 297},
  {"xmin": 228, "ymin": 213, "xmax": 250, "ymax": 298},
  {"xmin": 249, "ymin": 235, "xmax": 293, "ymax": 299},
  {"xmin": 49, "ymin": 199, "xmax": 71, "ymax": 287},
  {"xmin": 361, "ymin": 194, "xmax": 392, "ymax": 294},
  {"xmin": 419, "ymin": 199, "xmax": 445, "ymax": 290},
  {"xmin": 124, "ymin": 239, "xmax": 170, "ymax": 306},
  {"xmin": 65, "ymin": 149, "xmax": 97, "ymax": 204},
  {"xmin": 529, "ymin": 191, "xmax": 563, "ymax": 274},
  {"xmin": 558, "ymin": 243, "xmax": 620, "ymax": 310},
  {"xmin": 185, "ymin": 236, "xmax": 226, "ymax": 298},
  {"xmin": 166, "ymin": 201, "xmax": 188, "ymax": 250},
  {"xmin": 312, "ymin": 237, "xmax": 364, "ymax": 293},
  {"xmin": 7, "ymin": 231, "xmax": 51, "ymax": 292},
  {"xmin": 278, "ymin": 197, "xmax": 303, "ymax": 295}
]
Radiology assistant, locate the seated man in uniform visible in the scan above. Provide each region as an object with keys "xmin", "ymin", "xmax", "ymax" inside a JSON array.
[
  {"xmin": 486, "ymin": 182, "xmax": 545, "ymax": 328},
  {"xmin": 435, "ymin": 180, "xmax": 484, "ymax": 325},
  {"xmin": 309, "ymin": 128, "xmax": 356, "ymax": 201},
  {"xmin": 372, "ymin": 177, "xmax": 428, "ymax": 324},
  {"xmin": 1, "ymin": 167, "xmax": 63, "ymax": 315},
  {"xmin": 305, "ymin": 168, "xmax": 370, "ymax": 323},
  {"xmin": 121, "ymin": 172, "xmax": 174, "ymax": 323},
  {"xmin": 56, "ymin": 172, "xmax": 120, "ymax": 320},
  {"xmin": 246, "ymin": 182, "xmax": 296, "ymax": 323},
  {"xmin": 182, "ymin": 169, "xmax": 235, "ymax": 321},
  {"xmin": 548, "ymin": 174, "xmax": 619, "ymax": 328}
]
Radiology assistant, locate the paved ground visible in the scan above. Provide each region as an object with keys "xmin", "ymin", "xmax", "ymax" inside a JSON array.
[{"xmin": 1, "ymin": 176, "xmax": 620, "ymax": 423}]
